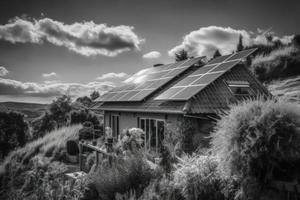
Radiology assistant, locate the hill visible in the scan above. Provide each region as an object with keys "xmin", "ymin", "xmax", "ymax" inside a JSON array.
[
  {"xmin": 0, "ymin": 125, "xmax": 82, "ymax": 199},
  {"xmin": 268, "ymin": 76, "xmax": 300, "ymax": 105},
  {"xmin": 0, "ymin": 102, "xmax": 48, "ymax": 121}
]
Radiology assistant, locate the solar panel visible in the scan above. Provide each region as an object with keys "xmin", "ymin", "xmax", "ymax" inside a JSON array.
[
  {"xmin": 155, "ymin": 48, "xmax": 256, "ymax": 101},
  {"xmin": 171, "ymin": 85, "xmax": 206, "ymax": 100},
  {"xmin": 97, "ymin": 56, "xmax": 204, "ymax": 102},
  {"xmin": 227, "ymin": 48, "xmax": 256, "ymax": 61}
]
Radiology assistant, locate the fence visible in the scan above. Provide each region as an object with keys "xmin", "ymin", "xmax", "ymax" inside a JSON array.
[{"xmin": 78, "ymin": 140, "xmax": 115, "ymax": 172}]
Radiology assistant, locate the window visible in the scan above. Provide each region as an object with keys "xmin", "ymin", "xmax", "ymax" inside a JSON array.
[
  {"xmin": 226, "ymin": 81, "xmax": 253, "ymax": 96},
  {"xmin": 109, "ymin": 115, "xmax": 119, "ymax": 138},
  {"xmin": 138, "ymin": 118, "xmax": 165, "ymax": 153}
]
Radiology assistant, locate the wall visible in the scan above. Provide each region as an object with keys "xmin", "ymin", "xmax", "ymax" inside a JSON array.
[
  {"xmin": 104, "ymin": 110, "xmax": 214, "ymax": 153},
  {"xmin": 104, "ymin": 111, "xmax": 181, "ymax": 135}
]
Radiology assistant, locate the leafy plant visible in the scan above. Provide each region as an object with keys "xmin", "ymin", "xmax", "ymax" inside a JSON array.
[{"xmin": 211, "ymin": 98, "xmax": 300, "ymax": 199}]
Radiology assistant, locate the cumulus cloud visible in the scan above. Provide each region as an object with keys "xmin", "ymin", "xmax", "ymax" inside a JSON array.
[
  {"xmin": 142, "ymin": 51, "xmax": 161, "ymax": 59},
  {"xmin": 0, "ymin": 17, "xmax": 144, "ymax": 56},
  {"xmin": 42, "ymin": 72, "xmax": 57, "ymax": 78},
  {"xmin": 0, "ymin": 66, "xmax": 9, "ymax": 76},
  {"xmin": 168, "ymin": 26, "xmax": 294, "ymax": 59},
  {"xmin": 0, "ymin": 77, "xmax": 114, "ymax": 99},
  {"xmin": 96, "ymin": 72, "xmax": 128, "ymax": 80}
]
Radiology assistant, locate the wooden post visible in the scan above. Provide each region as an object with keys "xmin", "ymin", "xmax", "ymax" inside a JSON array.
[
  {"xmin": 79, "ymin": 142, "xmax": 83, "ymax": 171},
  {"xmin": 95, "ymin": 151, "xmax": 99, "ymax": 170}
]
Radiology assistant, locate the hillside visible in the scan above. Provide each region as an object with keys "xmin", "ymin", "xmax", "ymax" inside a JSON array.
[
  {"xmin": 268, "ymin": 76, "xmax": 300, "ymax": 105},
  {"xmin": 0, "ymin": 125, "xmax": 82, "ymax": 199},
  {"xmin": 0, "ymin": 102, "xmax": 48, "ymax": 121}
]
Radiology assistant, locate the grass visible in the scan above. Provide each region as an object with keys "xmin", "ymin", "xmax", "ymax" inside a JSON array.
[{"xmin": 0, "ymin": 125, "xmax": 82, "ymax": 199}]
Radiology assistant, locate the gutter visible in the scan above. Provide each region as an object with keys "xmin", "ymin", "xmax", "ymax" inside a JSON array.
[{"xmin": 98, "ymin": 107, "xmax": 184, "ymax": 114}]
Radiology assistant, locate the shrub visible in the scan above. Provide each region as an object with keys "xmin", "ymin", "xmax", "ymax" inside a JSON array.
[
  {"xmin": 70, "ymin": 109, "xmax": 99, "ymax": 126},
  {"xmin": 90, "ymin": 154, "xmax": 153, "ymax": 200},
  {"xmin": 211, "ymin": 99, "xmax": 300, "ymax": 199},
  {"xmin": 0, "ymin": 111, "xmax": 29, "ymax": 158},
  {"xmin": 173, "ymin": 155, "xmax": 236, "ymax": 200}
]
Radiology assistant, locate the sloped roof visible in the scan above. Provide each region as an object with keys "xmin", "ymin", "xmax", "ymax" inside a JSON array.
[{"xmin": 93, "ymin": 49, "xmax": 270, "ymax": 114}]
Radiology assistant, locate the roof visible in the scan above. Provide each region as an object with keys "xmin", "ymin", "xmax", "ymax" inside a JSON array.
[
  {"xmin": 93, "ymin": 48, "xmax": 270, "ymax": 114},
  {"xmin": 96, "ymin": 56, "xmax": 205, "ymax": 102}
]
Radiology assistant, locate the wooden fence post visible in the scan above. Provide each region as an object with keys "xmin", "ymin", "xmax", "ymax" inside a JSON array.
[{"xmin": 79, "ymin": 142, "xmax": 83, "ymax": 171}]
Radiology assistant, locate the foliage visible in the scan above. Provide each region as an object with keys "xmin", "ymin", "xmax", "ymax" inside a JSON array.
[
  {"xmin": 31, "ymin": 112, "xmax": 57, "ymax": 139},
  {"xmin": 0, "ymin": 111, "xmax": 29, "ymax": 158},
  {"xmin": 173, "ymin": 155, "xmax": 236, "ymax": 200},
  {"xmin": 251, "ymin": 45, "xmax": 300, "ymax": 82},
  {"xmin": 175, "ymin": 49, "xmax": 189, "ymax": 62},
  {"xmin": 0, "ymin": 125, "xmax": 82, "ymax": 199},
  {"xmin": 49, "ymin": 95, "xmax": 72, "ymax": 127},
  {"xmin": 90, "ymin": 153, "xmax": 154, "ymax": 200},
  {"xmin": 75, "ymin": 96, "xmax": 93, "ymax": 107},
  {"xmin": 90, "ymin": 90, "xmax": 100, "ymax": 101},
  {"xmin": 115, "ymin": 128, "xmax": 145, "ymax": 154},
  {"xmin": 31, "ymin": 95, "xmax": 73, "ymax": 139},
  {"xmin": 70, "ymin": 108, "xmax": 99, "ymax": 125},
  {"xmin": 211, "ymin": 99, "xmax": 300, "ymax": 199},
  {"xmin": 236, "ymin": 34, "xmax": 244, "ymax": 52}
]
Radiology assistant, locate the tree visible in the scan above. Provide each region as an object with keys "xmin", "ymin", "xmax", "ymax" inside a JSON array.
[
  {"xmin": 175, "ymin": 49, "xmax": 189, "ymax": 62},
  {"xmin": 213, "ymin": 49, "xmax": 221, "ymax": 58},
  {"xmin": 49, "ymin": 95, "xmax": 72, "ymax": 127},
  {"xmin": 76, "ymin": 96, "xmax": 92, "ymax": 107},
  {"xmin": 292, "ymin": 34, "xmax": 300, "ymax": 48},
  {"xmin": 90, "ymin": 91, "xmax": 100, "ymax": 100},
  {"xmin": 236, "ymin": 34, "xmax": 244, "ymax": 52},
  {"xmin": 0, "ymin": 111, "xmax": 29, "ymax": 158},
  {"xmin": 31, "ymin": 112, "xmax": 56, "ymax": 139}
]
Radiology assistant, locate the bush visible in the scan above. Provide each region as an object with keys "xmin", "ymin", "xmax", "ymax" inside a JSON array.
[
  {"xmin": 173, "ymin": 155, "xmax": 236, "ymax": 200},
  {"xmin": 90, "ymin": 154, "xmax": 153, "ymax": 200},
  {"xmin": 211, "ymin": 99, "xmax": 300, "ymax": 199},
  {"xmin": 0, "ymin": 125, "xmax": 82, "ymax": 199},
  {"xmin": 70, "ymin": 109, "xmax": 99, "ymax": 126},
  {"xmin": 31, "ymin": 112, "xmax": 57, "ymax": 139},
  {"xmin": 0, "ymin": 111, "xmax": 29, "ymax": 158}
]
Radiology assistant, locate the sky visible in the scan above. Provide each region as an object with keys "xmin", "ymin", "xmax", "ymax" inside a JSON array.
[{"xmin": 0, "ymin": 0, "xmax": 299, "ymax": 103}]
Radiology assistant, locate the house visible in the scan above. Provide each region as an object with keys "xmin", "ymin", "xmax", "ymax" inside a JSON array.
[{"xmin": 92, "ymin": 48, "xmax": 271, "ymax": 153}]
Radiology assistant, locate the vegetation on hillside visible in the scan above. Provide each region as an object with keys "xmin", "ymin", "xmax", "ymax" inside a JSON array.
[
  {"xmin": 0, "ymin": 111, "xmax": 29, "ymax": 159},
  {"xmin": 0, "ymin": 125, "xmax": 82, "ymax": 199},
  {"xmin": 211, "ymin": 98, "xmax": 300, "ymax": 199}
]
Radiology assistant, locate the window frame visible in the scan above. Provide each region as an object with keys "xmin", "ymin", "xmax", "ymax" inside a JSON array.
[{"xmin": 138, "ymin": 117, "xmax": 165, "ymax": 153}]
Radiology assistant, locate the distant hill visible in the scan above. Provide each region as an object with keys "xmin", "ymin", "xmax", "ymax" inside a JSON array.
[
  {"xmin": 0, "ymin": 102, "xmax": 49, "ymax": 121},
  {"xmin": 268, "ymin": 76, "xmax": 300, "ymax": 105}
]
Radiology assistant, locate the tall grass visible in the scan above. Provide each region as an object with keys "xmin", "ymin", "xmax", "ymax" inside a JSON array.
[
  {"xmin": 0, "ymin": 125, "xmax": 82, "ymax": 199},
  {"xmin": 211, "ymin": 98, "xmax": 300, "ymax": 199}
]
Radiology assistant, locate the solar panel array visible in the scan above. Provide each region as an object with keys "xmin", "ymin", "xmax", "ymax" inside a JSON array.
[
  {"xmin": 155, "ymin": 48, "xmax": 256, "ymax": 101},
  {"xmin": 97, "ymin": 57, "xmax": 204, "ymax": 102}
]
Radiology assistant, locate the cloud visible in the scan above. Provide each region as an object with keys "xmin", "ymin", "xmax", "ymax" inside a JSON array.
[
  {"xmin": 0, "ymin": 17, "xmax": 144, "ymax": 56},
  {"xmin": 143, "ymin": 51, "xmax": 161, "ymax": 59},
  {"xmin": 0, "ymin": 77, "xmax": 114, "ymax": 99},
  {"xmin": 96, "ymin": 72, "xmax": 128, "ymax": 80},
  {"xmin": 42, "ymin": 72, "xmax": 57, "ymax": 78},
  {"xmin": 168, "ymin": 26, "xmax": 294, "ymax": 59},
  {"xmin": 0, "ymin": 66, "xmax": 9, "ymax": 76}
]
